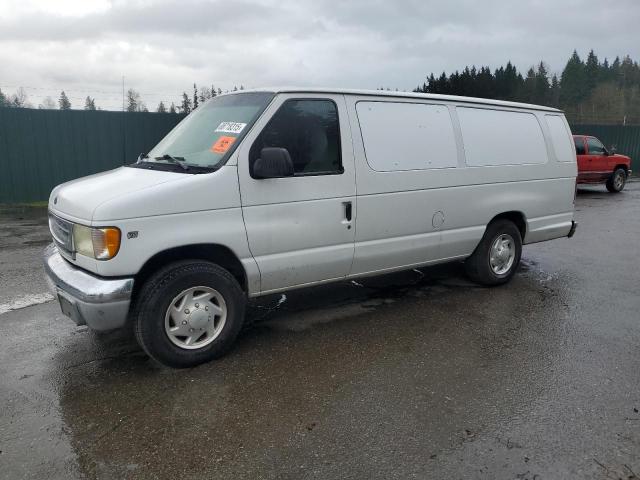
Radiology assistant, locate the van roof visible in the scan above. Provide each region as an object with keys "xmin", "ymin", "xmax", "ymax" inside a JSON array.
[{"xmin": 233, "ymin": 87, "xmax": 563, "ymax": 113}]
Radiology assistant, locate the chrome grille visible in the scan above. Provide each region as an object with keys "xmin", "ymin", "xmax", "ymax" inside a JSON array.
[{"xmin": 48, "ymin": 213, "xmax": 74, "ymax": 257}]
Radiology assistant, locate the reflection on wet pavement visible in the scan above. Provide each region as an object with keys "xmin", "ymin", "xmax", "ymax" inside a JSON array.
[{"xmin": 1, "ymin": 184, "xmax": 639, "ymax": 479}]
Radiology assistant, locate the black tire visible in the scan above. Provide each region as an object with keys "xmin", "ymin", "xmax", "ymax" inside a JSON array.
[
  {"xmin": 465, "ymin": 219, "xmax": 522, "ymax": 286},
  {"xmin": 606, "ymin": 168, "xmax": 626, "ymax": 193},
  {"xmin": 133, "ymin": 261, "xmax": 246, "ymax": 368}
]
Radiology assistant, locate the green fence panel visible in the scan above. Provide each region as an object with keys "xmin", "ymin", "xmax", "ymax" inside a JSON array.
[
  {"xmin": 570, "ymin": 123, "xmax": 640, "ymax": 172},
  {"xmin": 0, "ymin": 108, "xmax": 183, "ymax": 204},
  {"xmin": 1, "ymin": 108, "xmax": 639, "ymax": 204}
]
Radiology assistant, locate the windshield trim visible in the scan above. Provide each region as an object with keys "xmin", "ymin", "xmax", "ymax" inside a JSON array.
[{"xmin": 127, "ymin": 160, "xmax": 217, "ymax": 174}]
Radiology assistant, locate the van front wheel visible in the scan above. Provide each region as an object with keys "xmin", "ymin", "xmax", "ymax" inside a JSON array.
[
  {"xmin": 133, "ymin": 261, "xmax": 245, "ymax": 368},
  {"xmin": 465, "ymin": 220, "xmax": 522, "ymax": 286}
]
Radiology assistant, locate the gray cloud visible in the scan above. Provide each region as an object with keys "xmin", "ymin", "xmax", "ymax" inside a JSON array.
[{"xmin": 1, "ymin": 0, "xmax": 638, "ymax": 110}]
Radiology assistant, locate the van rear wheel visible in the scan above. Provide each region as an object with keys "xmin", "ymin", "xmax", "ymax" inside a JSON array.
[
  {"xmin": 606, "ymin": 168, "xmax": 626, "ymax": 193},
  {"xmin": 133, "ymin": 261, "xmax": 245, "ymax": 368},
  {"xmin": 465, "ymin": 219, "xmax": 522, "ymax": 286}
]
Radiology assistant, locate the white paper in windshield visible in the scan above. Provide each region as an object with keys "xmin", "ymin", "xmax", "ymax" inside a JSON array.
[{"xmin": 215, "ymin": 122, "xmax": 247, "ymax": 134}]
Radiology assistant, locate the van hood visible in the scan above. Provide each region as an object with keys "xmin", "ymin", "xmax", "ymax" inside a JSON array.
[{"xmin": 49, "ymin": 167, "xmax": 186, "ymax": 222}]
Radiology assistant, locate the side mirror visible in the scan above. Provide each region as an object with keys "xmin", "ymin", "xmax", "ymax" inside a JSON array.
[
  {"xmin": 253, "ymin": 147, "xmax": 294, "ymax": 179},
  {"xmin": 610, "ymin": 145, "xmax": 617, "ymax": 155}
]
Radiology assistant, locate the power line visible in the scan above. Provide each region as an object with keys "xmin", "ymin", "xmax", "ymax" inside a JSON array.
[{"xmin": 0, "ymin": 84, "xmax": 182, "ymax": 97}]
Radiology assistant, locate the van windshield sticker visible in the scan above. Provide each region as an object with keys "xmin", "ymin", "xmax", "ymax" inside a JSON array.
[
  {"xmin": 211, "ymin": 136, "xmax": 236, "ymax": 154},
  {"xmin": 215, "ymin": 122, "xmax": 247, "ymax": 134}
]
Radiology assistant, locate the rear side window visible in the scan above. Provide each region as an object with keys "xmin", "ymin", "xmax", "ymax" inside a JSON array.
[
  {"xmin": 587, "ymin": 137, "xmax": 605, "ymax": 155},
  {"xmin": 457, "ymin": 107, "xmax": 548, "ymax": 166},
  {"xmin": 574, "ymin": 137, "xmax": 586, "ymax": 155},
  {"xmin": 250, "ymin": 99, "xmax": 342, "ymax": 176},
  {"xmin": 545, "ymin": 115, "xmax": 575, "ymax": 162},
  {"xmin": 356, "ymin": 101, "xmax": 458, "ymax": 171}
]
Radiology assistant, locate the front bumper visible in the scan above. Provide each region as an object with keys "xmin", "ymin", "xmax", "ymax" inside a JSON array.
[{"xmin": 43, "ymin": 243, "xmax": 134, "ymax": 331}]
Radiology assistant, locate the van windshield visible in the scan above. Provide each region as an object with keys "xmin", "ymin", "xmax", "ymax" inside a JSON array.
[{"xmin": 141, "ymin": 92, "xmax": 274, "ymax": 170}]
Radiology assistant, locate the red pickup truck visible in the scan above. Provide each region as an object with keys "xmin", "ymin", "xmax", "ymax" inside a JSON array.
[{"xmin": 573, "ymin": 135, "xmax": 632, "ymax": 192}]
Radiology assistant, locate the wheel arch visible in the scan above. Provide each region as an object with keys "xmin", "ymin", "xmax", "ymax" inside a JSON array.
[
  {"xmin": 613, "ymin": 164, "xmax": 629, "ymax": 174},
  {"xmin": 132, "ymin": 244, "xmax": 248, "ymax": 303},
  {"xmin": 488, "ymin": 211, "xmax": 527, "ymax": 241}
]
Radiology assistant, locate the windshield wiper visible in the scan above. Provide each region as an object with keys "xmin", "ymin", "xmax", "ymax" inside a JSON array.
[{"xmin": 154, "ymin": 154, "xmax": 189, "ymax": 171}]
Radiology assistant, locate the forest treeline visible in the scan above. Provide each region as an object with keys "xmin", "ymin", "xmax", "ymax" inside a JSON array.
[
  {"xmin": 2, "ymin": 49, "xmax": 639, "ymax": 124},
  {"xmin": 413, "ymin": 50, "xmax": 640, "ymax": 125},
  {"xmin": 0, "ymin": 84, "xmax": 244, "ymax": 114}
]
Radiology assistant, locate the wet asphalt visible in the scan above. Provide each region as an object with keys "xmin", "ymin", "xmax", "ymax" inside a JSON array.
[
  {"xmin": 0, "ymin": 207, "xmax": 51, "ymax": 306},
  {"xmin": 1, "ymin": 184, "xmax": 639, "ymax": 480}
]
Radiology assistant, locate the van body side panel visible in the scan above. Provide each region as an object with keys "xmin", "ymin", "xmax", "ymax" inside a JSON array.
[
  {"xmin": 350, "ymin": 177, "xmax": 574, "ymax": 274},
  {"xmin": 91, "ymin": 166, "xmax": 259, "ymax": 290},
  {"xmin": 524, "ymin": 212, "xmax": 576, "ymax": 244},
  {"xmin": 237, "ymin": 93, "xmax": 357, "ymax": 293},
  {"xmin": 347, "ymin": 95, "xmax": 576, "ymax": 276},
  {"xmin": 96, "ymin": 208, "xmax": 258, "ymax": 288}
]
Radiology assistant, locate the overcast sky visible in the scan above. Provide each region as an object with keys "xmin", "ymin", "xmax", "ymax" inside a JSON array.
[{"xmin": 1, "ymin": 0, "xmax": 639, "ymax": 110}]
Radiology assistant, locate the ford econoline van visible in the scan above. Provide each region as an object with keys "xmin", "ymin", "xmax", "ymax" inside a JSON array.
[{"xmin": 44, "ymin": 88, "xmax": 578, "ymax": 367}]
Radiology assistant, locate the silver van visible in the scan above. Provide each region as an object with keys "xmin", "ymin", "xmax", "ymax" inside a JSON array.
[{"xmin": 44, "ymin": 88, "xmax": 578, "ymax": 367}]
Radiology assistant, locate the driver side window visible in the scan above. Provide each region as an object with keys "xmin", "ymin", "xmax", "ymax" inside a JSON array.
[
  {"xmin": 587, "ymin": 137, "xmax": 605, "ymax": 155},
  {"xmin": 249, "ymin": 99, "xmax": 343, "ymax": 177}
]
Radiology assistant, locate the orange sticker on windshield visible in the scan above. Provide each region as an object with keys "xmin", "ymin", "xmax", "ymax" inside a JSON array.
[{"xmin": 211, "ymin": 136, "xmax": 236, "ymax": 154}]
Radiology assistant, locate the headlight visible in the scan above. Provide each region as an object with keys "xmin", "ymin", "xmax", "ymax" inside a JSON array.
[{"xmin": 73, "ymin": 225, "xmax": 121, "ymax": 260}]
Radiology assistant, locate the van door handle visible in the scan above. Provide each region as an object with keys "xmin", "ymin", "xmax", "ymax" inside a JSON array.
[{"xmin": 343, "ymin": 201, "xmax": 352, "ymax": 222}]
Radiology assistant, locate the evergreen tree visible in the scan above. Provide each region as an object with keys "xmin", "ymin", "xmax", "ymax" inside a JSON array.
[
  {"xmin": 157, "ymin": 101, "xmax": 167, "ymax": 113},
  {"xmin": 584, "ymin": 49, "xmax": 600, "ymax": 94},
  {"xmin": 59, "ymin": 91, "xmax": 72, "ymax": 110},
  {"xmin": 619, "ymin": 55, "xmax": 637, "ymax": 89},
  {"xmin": 126, "ymin": 89, "xmax": 138, "ymax": 112},
  {"xmin": 476, "ymin": 66, "xmax": 494, "ymax": 99},
  {"xmin": 560, "ymin": 50, "xmax": 587, "ymax": 107},
  {"xmin": 126, "ymin": 89, "xmax": 146, "ymax": 112},
  {"xmin": 84, "ymin": 96, "xmax": 97, "ymax": 110},
  {"xmin": 426, "ymin": 74, "xmax": 437, "ymax": 93},
  {"xmin": 193, "ymin": 83, "xmax": 199, "ymax": 110},
  {"xmin": 550, "ymin": 74, "xmax": 561, "ymax": 107},
  {"xmin": 522, "ymin": 67, "xmax": 537, "ymax": 103},
  {"xmin": 600, "ymin": 58, "xmax": 614, "ymax": 83},
  {"xmin": 412, "ymin": 49, "xmax": 640, "ymax": 124},
  {"xmin": 0, "ymin": 88, "xmax": 6, "ymax": 107},
  {"xmin": 169, "ymin": 102, "xmax": 177, "ymax": 114},
  {"xmin": 180, "ymin": 92, "xmax": 191, "ymax": 114},
  {"xmin": 506, "ymin": 62, "xmax": 524, "ymax": 100},
  {"xmin": 534, "ymin": 62, "xmax": 550, "ymax": 105},
  {"xmin": 611, "ymin": 56, "xmax": 621, "ymax": 83}
]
